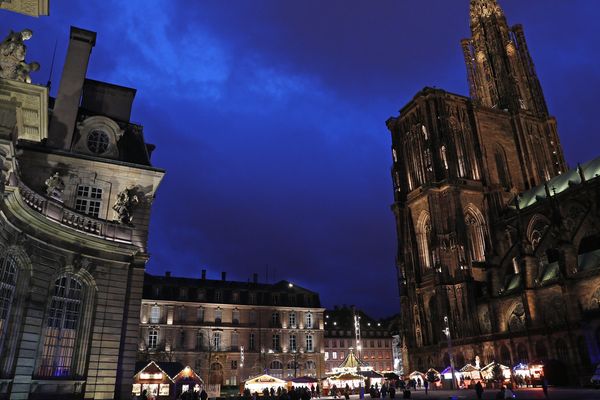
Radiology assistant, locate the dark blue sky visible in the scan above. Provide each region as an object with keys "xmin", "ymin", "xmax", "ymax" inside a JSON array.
[{"xmin": 3, "ymin": 1, "xmax": 600, "ymax": 317}]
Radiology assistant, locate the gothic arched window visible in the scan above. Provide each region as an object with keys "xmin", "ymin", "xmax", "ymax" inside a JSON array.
[
  {"xmin": 500, "ymin": 344, "xmax": 512, "ymax": 366},
  {"xmin": 494, "ymin": 145, "xmax": 511, "ymax": 190},
  {"xmin": 555, "ymin": 338, "xmax": 570, "ymax": 363},
  {"xmin": 455, "ymin": 133, "xmax": 468, "ymax": 178},
  {"xmin": 465, "ymin": 206, "xmax": 486, "ymax": 262},
  {"xmin": 516, "ymin": 343, "xmax": 529, "ymax": 363},
  {"xmin": 535, "ymin": 341, "xmax": 548, "ymax": 360},
  {"xmin": 0, "ymin": 255, "xmax": 18, "ymax": 349},
  {"xmin": 417, "ymin": 212, "xmax": 432, "ymax": 270},
  {"xmin": 440, "ymin": 145, "xmax": 449, "ymax": 170},
  {"xmin": 38, "ymin": 275, "xmax": 83, "ymax": 377}
]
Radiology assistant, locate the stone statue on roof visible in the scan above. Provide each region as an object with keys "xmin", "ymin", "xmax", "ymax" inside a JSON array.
[{"xmin": 0, "ymin": 29, "xmax": 40, "ymax": 83}]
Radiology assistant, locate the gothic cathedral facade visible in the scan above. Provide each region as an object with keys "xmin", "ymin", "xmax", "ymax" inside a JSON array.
[{"xmin": 387, "ymin": 0, "xmax": 600, "ymax": 384}]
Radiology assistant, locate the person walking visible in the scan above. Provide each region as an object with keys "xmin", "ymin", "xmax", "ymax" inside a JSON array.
[
  {"xmin": 475, "ymin": 381, "xmax": 484, "ymax": 400},
  {"xmin": 200, "ymin": 388, "xmax": 208, "ymax": 400},
  {"xmin": 389, "ymin": 385, "xmax": 395, "ymax": 399},
  {"xmin": 423, "ymin": 380, "xmax": 428, "ymax": 395},
  {"xmin": 381, "ymin": 383, "xmax": 388, "ymax": 399},
  {"xmin": 542, "ymin": 376, "xmax": 549, "ymax": 398}
]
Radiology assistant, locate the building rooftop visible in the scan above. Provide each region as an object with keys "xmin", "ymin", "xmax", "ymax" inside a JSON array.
[{"xmin": 143, "ymin": 272, "xmax": 322, "ymax": 308}]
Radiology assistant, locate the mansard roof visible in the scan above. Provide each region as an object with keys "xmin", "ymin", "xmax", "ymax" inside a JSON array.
[{"xmin": 143, "ymin": 272, "xmax": 322, "ymax": 308}]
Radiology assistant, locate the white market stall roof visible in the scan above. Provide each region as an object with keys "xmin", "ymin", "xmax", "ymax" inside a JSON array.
[
  {"xmin": 244, "ymin": 374, "xmax": 287, "ymax": 392},
  {"xmin": 459, "ymin": 364, "xmax": 482, "ymax": 379},
  {"xmin": 480, "ymin": 362, "xmax": 511, "ymax": 379},
  {"xmin": 408, "ymin": 371, "xmax": 425, "ymax": 379}
]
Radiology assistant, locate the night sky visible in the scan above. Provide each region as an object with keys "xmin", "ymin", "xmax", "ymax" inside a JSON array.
[{"xmin": 2, "ymin": 1, "xmax": 600, "ymax": 317}]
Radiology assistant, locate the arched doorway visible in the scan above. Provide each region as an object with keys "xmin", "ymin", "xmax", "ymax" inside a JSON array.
[
  {"xmin": 535, "ymin": 341, "xmax": 548, "ymax": 360},
  {"xmin": 209, "ymin": 362, "xmax": 223, "ymax": 385},
  {"xmin": 516, "ymin": 343, "xmax": 529, "ymax": 363},
  {"xmin": 577, "ymin": 336, "xmax": 591, "ymax": 369}
]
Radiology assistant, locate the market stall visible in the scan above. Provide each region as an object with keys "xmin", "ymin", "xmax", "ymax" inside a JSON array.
[
  {"xmin": 132, "ymin": 361, "xmax": 184, "ymax": 399},
  {"xmin": 408, "ymin": 370, "xmax": 426, "ymax": 388},
  {"xmin": 358, "ymin": 370, "xmax": 384, "ymax": 388},
  {"xmin": 480, "ymin": 362, "xmax": 511, "ymax": 382},
  {"xmin": 425, "ymin": 368, "xmax": 441, "ymax": 388},
  {"xmin": 460, "ymin": 364, "xmax": 482, "ymax": 381},
  {"xmin": 288, "ymin": 376, "xmax": 319, "ymax": 389},
  {"xmin": 440, "ymin": 366, "xmax": 462, "ymax": 388},
  {"xmin": 244, "ymin": 374, "xmax": 287, "ymax": 394},
  {"xmin": 325, "ymin": 372, "xmax": 365, "ymax": 391},
  {"xmin": 173, "ymin": 365, "xmax": 204, "ymax": 396},
  {"xmin": 512, "ymin": 362, "xmax": 544, "ymax": 386}
]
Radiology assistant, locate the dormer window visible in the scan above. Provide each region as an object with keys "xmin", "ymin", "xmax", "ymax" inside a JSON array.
[{"xmin": 87, "ymin": 129, "xmax": 109, "ymax": 154}]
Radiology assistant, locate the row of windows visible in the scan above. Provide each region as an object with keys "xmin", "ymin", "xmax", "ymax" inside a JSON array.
[
  {"xmin": 325, "ymin": 339, "xmax": 391, "ymax": 348},
  {"xmin": 325, "ymin": 330, "xmax": 388, "ymax": 337},
  {"xmin": 324, "ymin": 351, "xmax": 391, "ymax": 361},
  {"xmin": 149, "ymin": 305, "xmax": 315, "ymax": 328},
  {"xmin": 326, "ymin": 361, "xmax": 392, "ymax": 372},
  {"xmin": 148, "ymin": 329, "xmax": 315, "ymax": 353}
]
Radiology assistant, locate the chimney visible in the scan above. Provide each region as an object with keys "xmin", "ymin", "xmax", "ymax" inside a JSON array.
[
  {"xmin": 48, "ymin": 26, "xmax": 96, "ymax": 149},
  {"xmin": 221, "ymin": 272, "xmax": 227, "ymax": 281},
  {"xmin": 201, "ymin": 269, "xmax": 206, "ymax": 280},
  {"xmin": 253, "ymin": 273, "xmax": 258, "ymax": 284},
  {"xmin": 165, "ymin": 271, "xmax": 171, "ymax": 278}
]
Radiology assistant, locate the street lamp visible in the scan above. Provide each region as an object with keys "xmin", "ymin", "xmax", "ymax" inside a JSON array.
[{"xmin": 443, "ymin": 316, "xmax": 456, "ymax": 390}]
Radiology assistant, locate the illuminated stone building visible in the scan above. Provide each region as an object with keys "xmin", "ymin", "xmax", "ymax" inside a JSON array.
[
  {"xmin": 139, "ymin": 271, "xmax": 325, "ymax": 386},
  {"xmin": 0, "ymin": 26, "xmax": 164, "ymax": 399},
  {"xmin": 387, "ymin": 0, "xmax": 600, "ymax": 384},
  {"xmin": 0, "ymin": 0, "xmax": 48, "ymax": 17},
  {"xmin": 323, "ymin": 306, "xmax": 395, "ymax": 374}
]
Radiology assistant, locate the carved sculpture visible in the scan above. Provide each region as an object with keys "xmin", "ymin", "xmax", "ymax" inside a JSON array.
[
  {"xmin": 0, "ymin": 29, "xmax": 39, "ymax": 83},
  {"xmin": 44, "ymin": 172, "xmax": 65, "ymax": 201},
  {"xmin": 112, "ymin": 187, "xmax": 139, "ymax": 224}
]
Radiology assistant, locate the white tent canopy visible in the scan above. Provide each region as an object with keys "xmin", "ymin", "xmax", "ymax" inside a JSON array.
[{"xmin": 244, "ymin": 374, "xmax": 287, "ymax": 393}]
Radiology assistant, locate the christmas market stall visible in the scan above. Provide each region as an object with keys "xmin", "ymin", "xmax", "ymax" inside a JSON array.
[
  {"xmin": 408, "ymin": 371, "xmax": 426, "ymax": 387},
  {"xmin": 133, "ymin": 361, "xmax": 184, "ymax": 399},
  {"xmin": 173, "ymin": 365, "xmax": 204, "ymax": 396},
  {"xmin": 459, "ymin": 363, "xmax": 483, "ymax": 385},
  {"xmin": 244, "ymin": 374, "xmax": 287, "ymax": 394},
  {"xmin": 358, "ymin": 370, "xmax": 384, "ymax": 388},
  {"xmin": 288, "ymin": 376, "xmax": 319, "ymax": 389},
  {"xmin": 480, "ymin": 362, "xmax": 511, "ymax": 383},
  {"xmin": 425, "ymin": 368, "xmax": 441, "ymax": 388},
  {"xmin": 512, "ymin": 362, "xmax": 545, "ymax": 386},
  {"xmin": 440, "ymin": 366, "xmax": 462, "ymax": 389},
  {"xmin": 325, "ymin": 372, "xmax": 365, "ymax": 391}
]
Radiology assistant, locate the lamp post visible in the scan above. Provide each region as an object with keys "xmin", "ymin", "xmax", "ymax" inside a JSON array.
[{"xmin": 443, "ymin": 316, "xmax": 456, "ymax": 389}]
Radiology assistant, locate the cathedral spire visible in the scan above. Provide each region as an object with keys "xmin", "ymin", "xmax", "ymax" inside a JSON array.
[{"xmin": 469, "ymin": 0, "xmax": 504, "ymax": 22}]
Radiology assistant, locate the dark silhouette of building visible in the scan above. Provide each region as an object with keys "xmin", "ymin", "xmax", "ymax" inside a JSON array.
[{"xmin": 386, "ymin": 0, "xmax": 600, "ymax": 385}]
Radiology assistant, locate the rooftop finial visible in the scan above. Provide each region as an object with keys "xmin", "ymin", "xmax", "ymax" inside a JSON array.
[{"xmin": 470, "ymin": 0, "xmax": 504, "ymax": 22}]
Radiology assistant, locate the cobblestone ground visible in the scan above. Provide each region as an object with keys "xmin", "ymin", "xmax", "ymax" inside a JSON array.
[{"xmin": 320, "ymin": 387, "xmax": 600, "ymax": 400}]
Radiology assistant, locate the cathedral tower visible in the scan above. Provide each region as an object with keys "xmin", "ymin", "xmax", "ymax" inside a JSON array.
[{"xmin": 386, "ymin": 1, "xmax": 586, "ymax": 377}]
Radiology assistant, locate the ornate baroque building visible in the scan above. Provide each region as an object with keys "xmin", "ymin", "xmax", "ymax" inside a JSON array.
[
  {"xmin": 0, "ymin": 0, "xmax": 48, "ymax": 17},
  {"xmin": 139, "ymin": 272, "xmax": 325, "ymax": 386},
  {"xmin": 0, "ymin": 26, "xmax": 164, "ymax": 399},
  {"xmin": 386, "ymin": 0, "xmax": 600, "ymax": 384}
]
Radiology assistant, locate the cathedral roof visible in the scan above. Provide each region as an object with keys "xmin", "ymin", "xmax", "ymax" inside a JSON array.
[{"xmin": 516, "ymin": 155, "xmax": 600, "ymax": 209}]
